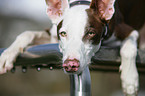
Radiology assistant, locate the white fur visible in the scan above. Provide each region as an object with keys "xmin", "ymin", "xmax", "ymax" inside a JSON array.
[
  {"xmin": 59, "ymin": 5, "xmax": 101, "ymax": 73},
  {"xmin": 0, "ymin": 31, "xmax": 51, "ymax": 74},
  {"xmin": 59, "ymin": 5, "xmax": 89, "ymax": 60},
  {"xmin": 50, "ymin": 24, "xmax": 58, "ymax": 43},
  {"xmin": 120, "ymin": 30, "xmax": 139, "ymax": 95}
]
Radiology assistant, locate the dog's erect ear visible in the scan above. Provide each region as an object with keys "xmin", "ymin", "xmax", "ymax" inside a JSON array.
[
  {"xmin": 45, "ymin": 0, "xmax": 69, "ymax": 24},
  {"xmin": 90, "ymin": 0, "xmax": 116, "ymax": 21}
]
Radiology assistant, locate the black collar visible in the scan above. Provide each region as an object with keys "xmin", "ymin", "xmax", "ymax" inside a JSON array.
[
  {"xmin": 70, "ymin": 1, "xmax": 91, "ymax": 7},
  {"xmin": 101, "ymin": 23, "xmax": 110, "ymax": 40}
]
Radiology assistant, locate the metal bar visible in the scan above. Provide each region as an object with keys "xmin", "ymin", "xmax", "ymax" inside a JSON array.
[
  {"xmin": 0, "ymin": 44, "xmax": 145, "ymax": 96},
  {"xmin": 70, "ymin": 67, "xmax": 91, "ymax": 96},
  {"xmin": 0, "ymin": 44, "xmax": 92, "ymax": 96},
  {"xmin": 0, "ymin": 44, "xmax": 145, "ymax": 73}
]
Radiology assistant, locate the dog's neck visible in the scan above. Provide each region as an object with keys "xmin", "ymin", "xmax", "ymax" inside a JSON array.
[{"xmin": 69, "ymin": 0, "xmax": 91, "ymax": 7}]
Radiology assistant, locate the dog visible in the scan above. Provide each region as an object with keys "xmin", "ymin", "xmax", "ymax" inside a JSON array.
[{"xmin": 0, "ymin": 0, "xmax": 145, "ymax": 95}]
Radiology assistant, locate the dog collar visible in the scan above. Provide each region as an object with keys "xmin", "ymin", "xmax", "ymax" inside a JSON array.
[
  {"xmin": 70, "ymin": 1, "xmax": 91, "ymax": 7},
  {"xmin": 101, "ymin": 23, "xmax": 110, "ymax": 40}
]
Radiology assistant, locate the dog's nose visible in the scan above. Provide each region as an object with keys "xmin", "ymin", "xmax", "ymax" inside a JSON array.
[{"xmin": 63, "ymin": 58, "xmax": 80, "ymax": 72}]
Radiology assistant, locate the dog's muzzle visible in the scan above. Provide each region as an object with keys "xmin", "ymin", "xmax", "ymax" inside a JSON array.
[{"xmin": 63, "ymin": 58, "xmax": 80, "ymax": 73}]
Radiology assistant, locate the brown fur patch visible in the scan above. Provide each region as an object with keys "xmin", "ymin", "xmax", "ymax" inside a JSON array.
[
  {"xmin": 114, "ymin": 23, "xmax": 133, "ymax": 40},
  {"xmin": 83, "ymin": 9, "xmax": 105, "ymax": 45}
]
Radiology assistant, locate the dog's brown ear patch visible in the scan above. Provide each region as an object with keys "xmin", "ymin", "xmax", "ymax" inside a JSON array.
[
  {"xmin": 90, "ymin": 0, "xmax": 116, "ymax": 21},
  {"xmin": 45, "ymin": 0, "xmax": 69, "ymax": 24}
]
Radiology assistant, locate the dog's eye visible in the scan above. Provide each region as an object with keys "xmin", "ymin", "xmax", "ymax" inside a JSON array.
[
  {"xmin": 88, "ymin": 32, "xmax": 95, "ymax": 37},
  {"xmin": 60, "ymin": 31, "xmax": 67, "ymax": 37}
]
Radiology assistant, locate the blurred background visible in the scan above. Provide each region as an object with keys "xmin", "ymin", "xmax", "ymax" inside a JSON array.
[{"xmin": 0, "ymin": 0, "xmax": 145, "ymax": 96}]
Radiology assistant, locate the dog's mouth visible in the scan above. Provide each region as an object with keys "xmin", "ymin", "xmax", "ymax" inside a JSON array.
[
  {"xmin": 63, "ymin": 65, "xmax": 80, "ymax": 73},
  {"xmin": 62, "ymin": 58, "xmax": 80, "ymax": 73}
]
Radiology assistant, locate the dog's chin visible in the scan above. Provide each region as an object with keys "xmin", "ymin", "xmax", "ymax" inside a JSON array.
[
  {"xmin": 63, "ymin": 66, "xmax": 86, "ymax": 75},
  {"xmin": 63, "ymin": 70, "xmax": 82, "ymax": 75}
]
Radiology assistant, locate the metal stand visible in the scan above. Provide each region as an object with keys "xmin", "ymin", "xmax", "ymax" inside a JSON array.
[{"xmin": 70, "ymin": 67, "xmax": 91, "ymax": 96}]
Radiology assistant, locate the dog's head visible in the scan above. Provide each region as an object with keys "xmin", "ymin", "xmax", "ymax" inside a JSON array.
[{"xmin": 46, "ymin": 0, "xmax": 115, "ymax": 74}]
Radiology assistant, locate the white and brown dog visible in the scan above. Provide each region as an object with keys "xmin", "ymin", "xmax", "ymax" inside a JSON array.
[{"xmin": 0, "ymin": 0, "xmax": 145, "ymax": 95}]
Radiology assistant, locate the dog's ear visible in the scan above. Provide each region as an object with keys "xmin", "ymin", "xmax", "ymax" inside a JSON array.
[
  {"xmin": 45, "ymin": 0, "xmax": 69, "ymax": 24},
  {"xmin": 90, "ymin": 0, "xmax": 116, "ymax": 21}
]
